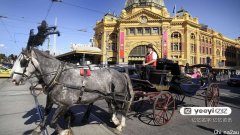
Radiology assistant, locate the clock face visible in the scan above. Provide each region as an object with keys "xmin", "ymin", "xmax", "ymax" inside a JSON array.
[{"xmin": 139, "ymin": 16, "xmax": 148, "ymax": 23}]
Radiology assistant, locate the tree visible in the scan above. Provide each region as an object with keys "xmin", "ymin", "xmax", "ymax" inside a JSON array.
[
  {"xmin": 0, "ymin": 54, "xmax": 7, "ymax": 63},
  {"xmin": 8, "ymin": 54, "xmax": 17, "ymax": 64},
  {"xmin": 8, "ymin": 54, "xmax": 17, "ymax": 61}
]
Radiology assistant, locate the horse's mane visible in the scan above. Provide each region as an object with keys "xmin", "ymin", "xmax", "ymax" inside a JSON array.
[
  {"xmin": 32, "ymin": 48, "xmax": 56, "ymax": 60},
  {"xmin": 32, "ymin": 48, "xmax": 78, "ymax": 68}
]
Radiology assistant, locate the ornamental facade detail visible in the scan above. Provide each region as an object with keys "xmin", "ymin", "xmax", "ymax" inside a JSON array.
[{"xmin": 94, "ymin": 0, "xmax": 240, "ymax": 67}]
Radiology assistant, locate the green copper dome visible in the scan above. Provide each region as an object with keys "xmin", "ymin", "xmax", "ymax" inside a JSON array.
[{"xmin": 124, "ymin": 0, "xmax": 165, "ymax": 9}]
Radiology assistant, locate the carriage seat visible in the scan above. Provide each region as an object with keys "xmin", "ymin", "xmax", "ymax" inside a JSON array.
[
  {"xmin": 149, "ymin": 69, "xmax": 170, "ymax": 85},
  {"xmin": 156, "ymin": 59, "xmax": 181, "ymax": 76},
  {"xmin": 179, "ymin": 78, "xmax": 201, "ymax": 96}
]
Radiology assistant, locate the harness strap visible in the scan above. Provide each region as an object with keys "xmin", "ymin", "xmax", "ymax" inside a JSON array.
[
  {"xmin": 44, "ymin": 62, "xmax": 65, "ymax": 93},
  {"xmin": 13, "ymin": 71, "xmax": 29, "ymax": 78}
]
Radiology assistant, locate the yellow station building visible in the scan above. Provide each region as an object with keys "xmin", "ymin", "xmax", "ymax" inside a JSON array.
[{"xmin": 93, "ymin": 0, "xmax": 240, "ymax": 69}]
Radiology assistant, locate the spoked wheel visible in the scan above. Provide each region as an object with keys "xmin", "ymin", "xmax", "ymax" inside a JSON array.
[
  {"xmin": 152, "ymin": 91, "xmax": 175, "ymax": 126},
  {"xmin": 205, "ymin": 83, "xmax": 220, "ymax": 107}
]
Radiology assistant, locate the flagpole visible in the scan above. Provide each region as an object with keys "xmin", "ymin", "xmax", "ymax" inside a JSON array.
[
  {"xmin": 53, "ymin": 17, "xmax": 57, "ymax": 56},
  {"xmin": 175, "ymin": 4, "xmax": 176, "ymax": 17}
]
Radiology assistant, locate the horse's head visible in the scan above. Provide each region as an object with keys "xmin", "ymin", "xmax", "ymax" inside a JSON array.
[
  {"xmin": 11, "ymin": 50, "xmax": 28, "ymax": 85},
  {"xmin": 11, "ymin": 49, "xmax": 40, "ymax": 85}
]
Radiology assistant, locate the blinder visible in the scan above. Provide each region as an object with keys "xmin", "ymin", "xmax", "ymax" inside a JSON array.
[{"xmin": 20, "ymin": 58, "xmax": 29, "ymax": 68}]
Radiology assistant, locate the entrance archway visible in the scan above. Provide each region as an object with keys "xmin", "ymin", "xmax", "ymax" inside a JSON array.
[{"xmin": 128, "ymin": 45, "xmax": 157, "ymax": 65}]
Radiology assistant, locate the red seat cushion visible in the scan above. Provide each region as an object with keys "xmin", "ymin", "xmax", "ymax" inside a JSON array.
[
  {"xmin": 86, "ymin": 69, "xmax": 91, "ymax": 76},
  {"xmin": 80, "ymin": 68, "xmax": 91, "ymax": 76}
]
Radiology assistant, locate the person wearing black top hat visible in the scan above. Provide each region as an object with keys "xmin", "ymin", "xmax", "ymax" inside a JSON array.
[{"xmin": 142, "ymin": 44, "xmax": 157, "ymax": 80}]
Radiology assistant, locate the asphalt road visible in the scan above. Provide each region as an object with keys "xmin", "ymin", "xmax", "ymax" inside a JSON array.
[
  {"xmin": 91, "ymin": 81, "xmax": 240, "ymax": 135},
  {"xmin": 0, "ymin": 78, "xmax": 239, "ymax": 135}
]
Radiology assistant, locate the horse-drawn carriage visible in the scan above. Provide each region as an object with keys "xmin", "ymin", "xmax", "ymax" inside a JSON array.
[
  {"xmin": 113, "ymin": 58, "xmax": 220, "ymax": 126},
  {"xmin": 11, "ymin": 21, "xmax": 220, "ymax": 134}
]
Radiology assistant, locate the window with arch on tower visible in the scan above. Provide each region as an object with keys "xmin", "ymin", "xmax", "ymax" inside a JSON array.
[
  {"xmin": 190, "ymin": 33, "xmax": 196, "ymax": 53},
  {"xmin": 191, "ymin": 33, "xmax": 195, "ymax": 39},
  {"xmin": 171, "ymin": 32, "xmax": 182, "ymax": 52}
]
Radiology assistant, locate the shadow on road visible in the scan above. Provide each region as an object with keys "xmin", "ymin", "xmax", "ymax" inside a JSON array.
[
  {"xmin": 22, "ymin": 106, "xmax": 43, "ymax": 125},
  {"xmin": 86, "ymin": 104, "xmax": 116, "ymax": 128},
  {"xmin": 22, "ymin": 104, "xmax": 117, "ymax": 135}
]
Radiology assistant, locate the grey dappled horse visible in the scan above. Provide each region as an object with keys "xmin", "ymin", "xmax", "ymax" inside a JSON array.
[
  {"xmin": 11, "ymin": 53, "xmax": 25, "ymax": 85},
  {"xmin": 11, "ymin": 52, "xmax": 95, "ymax": 126},
  {"xmin": 12, "ymin": 48, "xmax": 134, "ymax": 134}
]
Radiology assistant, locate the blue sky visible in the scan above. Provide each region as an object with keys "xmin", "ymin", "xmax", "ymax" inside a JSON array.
[{"xmin": 0, "ymin": 0, "xmax": 240, "ymax": 56}]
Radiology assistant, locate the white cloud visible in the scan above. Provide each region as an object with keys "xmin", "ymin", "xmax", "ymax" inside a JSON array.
[{"xmin": 0, "ymin": 44, "xmax": 5, "ymax": 48}]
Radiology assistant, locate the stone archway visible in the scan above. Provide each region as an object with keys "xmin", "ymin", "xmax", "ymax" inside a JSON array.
[{"xmin": 127, "ymin": 42, "xmax": 160, "ymax": 64}]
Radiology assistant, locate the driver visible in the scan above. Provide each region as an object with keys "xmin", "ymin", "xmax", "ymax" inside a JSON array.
[{"xmin": 142, "ymin": 44, "xmax": 157, "ymax": 80}]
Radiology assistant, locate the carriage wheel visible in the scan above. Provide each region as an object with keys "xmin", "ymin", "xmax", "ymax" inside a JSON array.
[
  {"xmin": 205, "ymin": 83, "xmax": 220, "ymax": 107},
  {"xmin": 152, "ymin": 92, "xmax": 175, "ymax": 126}
]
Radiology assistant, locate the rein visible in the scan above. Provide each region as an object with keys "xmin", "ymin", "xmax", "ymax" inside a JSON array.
[
  {"xmin": 27, "ymin": 55, "xmax": 85, "ymax": 95},
  {"xmin": 44, "ymin": 62, "xmax": 65, "ymax": 93},
  {"xmin": 13, "ymin": 71, "xmax": 29, "ymax": 78}
]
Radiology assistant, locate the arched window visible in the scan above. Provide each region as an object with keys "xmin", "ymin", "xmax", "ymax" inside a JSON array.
[
  {"xmin": 171, "ymin": 32, "xmax": 181, "ymax": 38},
  {"xmin": 190, "ymin": 33, "xmax": 195, "ymax": 39},
  {"xmin": 190, "ymin": 33, "xmax": 196, "ymax": 53},
  {"xmin": 171, "ymin": 32, "xmax": 182, "ymax": 52},
  {"xmin": 129, "ymin": 45, "xmax": 147, "ymax": 57}
]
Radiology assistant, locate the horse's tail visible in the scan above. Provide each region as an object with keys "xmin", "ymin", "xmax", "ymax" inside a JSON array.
[{"xmin": 123, "ymin": 73, "xmax": 134, "ymax": 113}]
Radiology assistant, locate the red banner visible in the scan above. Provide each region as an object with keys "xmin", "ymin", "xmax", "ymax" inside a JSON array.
[
  {"xmin": 119, "ymin": 32, "xmax": 125, "ymax": 58},
  {"xmin": 163, "ymin": 31, "xmax": 168, "ymax": 58}
]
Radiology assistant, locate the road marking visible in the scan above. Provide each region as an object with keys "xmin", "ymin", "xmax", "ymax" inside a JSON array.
[
  {"xmin": 0, "ymin": 91, "xmax": 30, "ymax": 96},
  {"xmin": 220, "ymin": 92, "xmax": 229, "ymax": 96}
]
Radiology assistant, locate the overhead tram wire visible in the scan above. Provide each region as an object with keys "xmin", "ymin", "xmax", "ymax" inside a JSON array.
[
  {"xmin": 0, "ymin": 18, "xmax": 19, "ymax": 47},
  {"xmin": 0, "ymin": 15, "xmax": 90, "ymax": 34},
  {"xmin": 45, "ymin": 1, "xmax": 54, "ymax": 20},
  {"xmin": 61, "ymin": 1, "xmax": 105, "ymax": 15},
  {"xmin": 3, "ymin": 16, "xmax": 39, "ymax": 24}
]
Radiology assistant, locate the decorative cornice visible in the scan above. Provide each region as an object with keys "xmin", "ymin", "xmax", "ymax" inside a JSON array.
[
  {"xmin": 104, "ymin": 24, "xmax": 117, "ymax": 27},
  {"xmin": 119, "ymin": 18, "xmax": 171, "ymax": 24},
  {"xmin": 184, "ymin": 20, "xmax": 201, "ymax": 28},
  {"xmin": 123, "ymin": 9, "xmax": 170, "ymax": 21}
]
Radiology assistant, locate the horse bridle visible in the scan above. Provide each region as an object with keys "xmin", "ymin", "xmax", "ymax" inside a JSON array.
[
  {"xmin": 14, "ymin": 52, "xmax": 39, "ymax": 79},
  {"xmin": 15, "ymin": 50, "xmax": 66, "ymax": 92}
]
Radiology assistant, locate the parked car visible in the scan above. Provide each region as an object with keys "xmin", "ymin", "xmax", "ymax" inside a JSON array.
[
  {"xmin": 0, "ymin": 64, "xmax": 12, "ymax": 78},
  {"xmin": 1, "ymin": 63, "xmax": 13, "ymax": 68},
  {"xmin": 227, "ymin": 75, "xmax": 240, "ymax": 86}
]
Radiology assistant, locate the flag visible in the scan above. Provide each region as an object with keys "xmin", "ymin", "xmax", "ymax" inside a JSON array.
[{"xmin": 173, "ymin": 4, "xmax": 176, "ymax": 14}]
